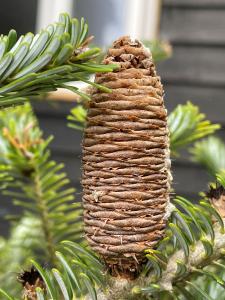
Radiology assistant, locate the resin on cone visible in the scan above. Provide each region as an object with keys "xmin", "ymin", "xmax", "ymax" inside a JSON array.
[{"xmin": 82, "ymin": 36, "xmax": 172, "ymax": 278}]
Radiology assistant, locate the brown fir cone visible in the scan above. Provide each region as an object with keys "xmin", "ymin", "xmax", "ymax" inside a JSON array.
[
  {"xmin": 18, "ymin": 266, "xmax": 45, "ymax": 300},
  {"xmin": 82, "ymin": 36, "xmax": 172, "ymax": 278},
  {"xmin": 207, "ymin": 184, "xmax": 225, "ymax": 217}
]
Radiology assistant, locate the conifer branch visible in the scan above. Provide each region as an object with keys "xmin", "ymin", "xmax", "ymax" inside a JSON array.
[
  {"xmin": 83, "ymin": 220, "xmax": 225, "ymax": 300},
  {"xmin": 0, "ymin": 104, "xmax": 83, "ymax": 267},
  {"xmin": 169, "ymin": 102, "xmax": 220, "ymax": 155},
  {"xmin": 155, "ymin": 221, "xmax": 225, "ymax": 292},
  {"xmin": 191, "ymin": 136, "xmax": 225, "ymax": 176},
  {"xmin": 0, "ymin": 13, "xmax": 116, "ymax": 108},
  {"xmin": 33, "ymin": 168, "xmax": 55, "ymax": 265}
]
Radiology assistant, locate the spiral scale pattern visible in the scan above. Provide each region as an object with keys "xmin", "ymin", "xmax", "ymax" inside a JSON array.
[{"xmin": 82, "ymin": 36, "xmax": 171, "ymax": 277}]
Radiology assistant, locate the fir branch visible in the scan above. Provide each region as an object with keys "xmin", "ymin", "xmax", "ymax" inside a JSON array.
[
  {"xmin": 0, "ymin": 104, "xmax": 82, "ymax": 265},
  {"xmin": 191, "ymin": 136, "xmax": 225, "ymax": 176},
  {"xmin": 13, "ymin": 241, "xmax": 105, "ymax": 300},
  {"xmin": 67, "ymin": 105, "xmax": 87, "ymax": 130},
  {"xmin": 155, "ymin": 221, "xmax": 225, "ymax": 292},
  {"xmin": 0, "ymin": 13, "xmax": 116, "ymax": 108},
  {"xmin": 33, "ymin": 168, "xmax": 55, "ymax": 264},
  {"xmin": 169, "ymin": 102, "xmax": 220, "ymax": 155}
]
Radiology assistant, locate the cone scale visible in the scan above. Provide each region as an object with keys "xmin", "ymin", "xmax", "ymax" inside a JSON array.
[{"xmin": 82, "ymin": 36, "xmax": 171, "ymax": 278}]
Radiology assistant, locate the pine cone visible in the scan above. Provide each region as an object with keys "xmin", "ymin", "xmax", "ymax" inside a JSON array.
[
  {"xmin": 18, "ymin": 266, "xmax": 45, "ymax": 300},
  {"xmin": 207, "ymin": 184, "xmax": 225, "ymax": 217},
  {"xmin": 82, "ymin": 36, "xmax": 172, "ymax": 278}
]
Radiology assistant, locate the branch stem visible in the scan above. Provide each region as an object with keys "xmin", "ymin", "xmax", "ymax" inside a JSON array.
[
  {"xmin": 33, "ymin": 167, "xmax": 55, "ymax": 265},
  {"xmin": 91, "ymin": 221, "xmax": 225, "ymax": 299},
  {"xmin": 158, "ymin": 222, "xmax": 225, "ymax": 291}
]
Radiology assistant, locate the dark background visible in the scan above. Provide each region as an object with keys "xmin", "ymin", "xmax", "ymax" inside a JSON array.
[
  {"xmin": 0, "ymin": 0, "xmax": 225, "ymax": 235},
  {"xmin": 159, "ymin": 0, "xmax": 225, "ymax": 197}
]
